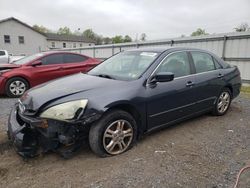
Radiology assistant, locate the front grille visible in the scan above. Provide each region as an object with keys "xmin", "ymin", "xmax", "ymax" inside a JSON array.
[{"xmin": 16, "ymin": 109, "xmax": 25, "ymax": 126}]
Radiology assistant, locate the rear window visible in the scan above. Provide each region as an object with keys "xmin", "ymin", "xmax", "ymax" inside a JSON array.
[
  {"xmin": 0, "ymin": 51, "xmax": 6, "ymax": 56},
  {"xmin": 63, "ymin": 54, "xmax": 88, "ymax": 63}
]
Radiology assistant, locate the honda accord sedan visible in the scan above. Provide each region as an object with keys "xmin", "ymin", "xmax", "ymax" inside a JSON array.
[
  {"xmin": 7, "ymin": 47, "xmax": 241, "ymax": 158},
  {"xmin": 0, "ymin": 51, "xmax": 100, "ymax": 97}
]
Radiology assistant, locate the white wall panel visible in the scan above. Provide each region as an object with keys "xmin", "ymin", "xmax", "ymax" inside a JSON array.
[
  {"xmin": 229, "ymin": 61, "xmax": 250, "ymax": 80},
  {"xmin": 81, "ymin": 49, "xmax": 93, "ymax": 57},
  {"xmin": 95, "ymin": 48, "xmax": 113, "ymax": 58},
  {"xmin": 54, "ymin": 32, "xmax": 250, "ymax": 81}
]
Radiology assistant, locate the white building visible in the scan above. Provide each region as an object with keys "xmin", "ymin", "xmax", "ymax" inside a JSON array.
[
  {"xmin": 45, "ymin": 33, "xmax": 95, "ymax": 50},
  {"xmin": 0, "ymin": 17, "xmax": 95, "ymax": 56},
  {"xmin": 0, "ymin": 17, "xmax": 47, "ymax": 55}
]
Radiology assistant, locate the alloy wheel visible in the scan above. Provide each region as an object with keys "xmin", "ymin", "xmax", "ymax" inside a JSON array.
[
  {"xmin": 103, "ymin": 120, "xmax": 133, "ymax": 155},
  {"xmin": 217, "ymin": 91, "xmax": 230, "ymax": 114}
]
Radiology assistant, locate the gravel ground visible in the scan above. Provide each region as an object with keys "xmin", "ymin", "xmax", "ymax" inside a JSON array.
[{"xmin": 0, "ymin": 94, "xmax": 249, "ymax": 188}]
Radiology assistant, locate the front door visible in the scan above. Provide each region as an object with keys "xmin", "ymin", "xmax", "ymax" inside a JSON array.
[{"xmin": 146, "ymin": 51, "xmax": 197, "ymax": 130}]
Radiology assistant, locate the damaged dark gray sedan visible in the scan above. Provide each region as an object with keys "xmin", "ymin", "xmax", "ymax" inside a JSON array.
[{"xmin": 7, "ymin": 47, "xmax": 241, "ymax": 158}]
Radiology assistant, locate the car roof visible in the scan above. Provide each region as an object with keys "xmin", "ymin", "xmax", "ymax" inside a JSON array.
[
  {"xmin": 126, "ymin": 47, "xmax": 209, "ymax": 53},
  {"xmin": 41, "ymin": 51, "xmax": 83, "ymax": 55}
]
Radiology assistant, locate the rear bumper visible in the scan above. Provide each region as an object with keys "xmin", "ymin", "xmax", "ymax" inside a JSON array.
[{"xmin": 232, "ymin": 81, "xmax": 242, "ymax": 99}]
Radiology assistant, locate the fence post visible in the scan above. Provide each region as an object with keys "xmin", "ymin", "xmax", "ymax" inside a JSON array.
[
  {"xmin": 112, "ymin": 45, "xmax": 114, "ymax": 55},
  {"xmin": 93, "ymin": 46, "xmax": 95, "ymax": 58},
  {"xmin": 222, "ymin": 35, "xmax": 227, "ymax": 60},
  {"xmin": 170, "ymin": 40, "xmax": 174, "ymax": 46}
]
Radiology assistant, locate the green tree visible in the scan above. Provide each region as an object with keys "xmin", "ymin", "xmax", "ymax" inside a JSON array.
[
  {"xmin": 112, "ymin": 35, "xmax": 124, "ymax": 43},
  {"xmin": 95, "ymin": 35, "xmax": 103, "ymax": 45},
  {"xmin": 103, "ymin": 37, "xmax": 112, "ymax": 44},
  {"xmin": 124, "ymin": 35, "xmax": 132, "ymax": 42},
  {"xmin": 191, "ymin": 28, "xmax": 208, "ymax": 36},
  {"xmin": 57, "ymin": 27, "xmax": 72, "ymax": 35},
  {"xmin": 234, "ymin": 23, "xmax": 249, "ymax": 32},
  {"xmin": 82, "ymin": 29, "xmax": 96, "ymax": 40},
  {"xmin": 33, "ymin": 25, "xmax": 51, "ymax": 33}
]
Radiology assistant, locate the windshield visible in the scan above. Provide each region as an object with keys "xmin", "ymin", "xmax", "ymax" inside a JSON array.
[
  {"xmin": 13, "ymin": 53, "xmax": 44, "ymax": 65},
  {"xmin": 88, "ymin": 51, "xmax": 159, "ymax": 81}
]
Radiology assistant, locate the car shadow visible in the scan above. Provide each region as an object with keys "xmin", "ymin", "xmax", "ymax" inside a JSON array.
[
  {"xmin": 0, "ymin": 94, "xmax": 19, "ymax": 99},
  {"xmin": 140, "ymin": 113, "xmax": 211, "ymax": 142}
]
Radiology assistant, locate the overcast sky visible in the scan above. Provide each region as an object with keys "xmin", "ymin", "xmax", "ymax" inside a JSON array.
[{"xmin": 0, "ymin": 0, "xmax": 249, "ymax": 40}]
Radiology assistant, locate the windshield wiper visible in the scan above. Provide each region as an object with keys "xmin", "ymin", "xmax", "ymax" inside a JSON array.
[{"xmin": 96, "ymin": 74, "xmax": 116, "ymax": 80}]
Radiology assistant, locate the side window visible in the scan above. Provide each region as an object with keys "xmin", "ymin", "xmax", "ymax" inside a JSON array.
[
  {"xmin": 18, "ymin": 36, "xmax": 24, "ymax": 44},
  {"xmin": 191, "ymin": 52, "xmax": 215, "ymax": 73},
  {"xmin": 213, "ymin": 58, "xmax": 222, "ymax": 69},
  {"xmin": 4, "ymin": 35, "xmax": 10, "ymax": 43},
  {"xmin": 0, "ymin": 51, "xmax": 6, "ymax": 56},
  {"xmin": 63, "ymin": 54, "xmax": 88, "ymax": 64},
  {"xmin": 156, "ymin": 52, "xmax": 191, "ymax": 78},
  {"xmin": 51, "ymin": 42, "xmax": 55, "ymax": 48},
  {"xmin": 41, "ymin": 54, "xmax": 64, "ymax": 65}
]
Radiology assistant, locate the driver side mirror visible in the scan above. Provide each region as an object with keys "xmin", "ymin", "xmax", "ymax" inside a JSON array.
[
  {"xmin": 149, "ymin": 72, "xmax": 174, "ymax": 84},
  {"xmin": 31, "ymin": 60, "xmax": 42, "ymax": 66}
]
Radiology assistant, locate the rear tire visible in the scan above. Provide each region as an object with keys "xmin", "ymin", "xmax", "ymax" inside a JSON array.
[
  {"xmin": 89, "ymin": 110, "xmax": 137, "ymax": 157},
  {"xmin": 212, "ymin": 88, "xmax": 232, "ymax": 116},
  {"xmin": 5, "ymin": 77, "xmax": 29, "ymax": 98}
]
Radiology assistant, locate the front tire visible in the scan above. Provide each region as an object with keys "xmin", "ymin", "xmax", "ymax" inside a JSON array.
[
  {"xmin": 212, "ymin": 88, "xmax": 232, "ymax": 116},
  {"xmin": 5, "ymin": 77, "xmax": 29, "ymax": 98},
  {"xmin": 89, "ymin": 110, "xmax": 137, "ymax": 157}
]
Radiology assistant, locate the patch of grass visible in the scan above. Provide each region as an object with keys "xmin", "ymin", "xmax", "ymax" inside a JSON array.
[
  {"xmin": 241, "ymin": 86, "xmax": 250, "ymax": 93},
  {"xmin": 241, "ymin": 86, "xmax": 250, "ymax": 98}
]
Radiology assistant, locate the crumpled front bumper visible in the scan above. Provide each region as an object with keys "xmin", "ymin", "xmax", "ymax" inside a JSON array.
[
  {"xmin": 7, "ymin": 106, "xmax": 39, "ymax": 157},
  {"xmin": 7, "ymin": 104, "xmax": 99, "ymax": 158}
]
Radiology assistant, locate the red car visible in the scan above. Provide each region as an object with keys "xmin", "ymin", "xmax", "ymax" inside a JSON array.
[{"xmin": 0, "ymin": 52, "xmax": 100, "ymax": 97}]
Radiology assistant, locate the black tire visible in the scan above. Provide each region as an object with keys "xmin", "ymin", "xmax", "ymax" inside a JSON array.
[
  {"xmin": 89, "ymin": 110, "xmax": 137, "ymax": 157},
  {"xmin": 212, "ymin": 88, "xmax": 232, "ymax": 116},
  {"xmin": 5, "ymin": 77, "xmax": 29, "ymax": 98}
]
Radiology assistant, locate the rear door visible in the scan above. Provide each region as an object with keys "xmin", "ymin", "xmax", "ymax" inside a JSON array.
[
  {"xmin": 146, "ymin": 51, "xmax": 197, "ymax": 130},
  {"xmin": 189, "ymin": 51, "xmax": 224, "ymax": 110},
  {"xmin": 62, "ymin": 54, "xmax": 96, "ymax": 75}
]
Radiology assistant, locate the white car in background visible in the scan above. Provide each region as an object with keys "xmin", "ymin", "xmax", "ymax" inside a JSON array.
[
  {"xmin": 0, "ymin": 50, "xmax": 9, "ymax": 64},
  {"xmin": 0, "ymin": 50, "xmax": 25, "ymax": 64}
]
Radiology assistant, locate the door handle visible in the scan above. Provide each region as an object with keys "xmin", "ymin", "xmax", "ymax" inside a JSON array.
[
  {"xmin": 186, "ymin": 81, "xmax": 195, "ymax": 87},
  {"xmin": 58, "ymin": 67, "xmax": 64, "ymax": 70},
  {"xmin": 217, "ymin": 73, "xmax": 224, "ymax": 78}
]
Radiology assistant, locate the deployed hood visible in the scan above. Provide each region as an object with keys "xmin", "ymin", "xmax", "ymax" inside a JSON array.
[
  {"xmin": 0, "ymin": 64, "xmax": 21, "ymax": 71},
  {"xmin": 20, "ymin": 73, "xmax": 124, "ymax": 113}
]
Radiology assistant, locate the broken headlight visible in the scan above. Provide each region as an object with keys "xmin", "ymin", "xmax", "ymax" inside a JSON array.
[{"xmin": 40, "ymin": 99, "xmax": 88, "ymax": 121}]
